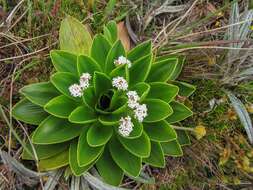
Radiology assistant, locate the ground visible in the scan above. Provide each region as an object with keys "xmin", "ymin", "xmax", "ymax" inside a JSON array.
[{"xmin": 0, "ymin": 0, "xmax": 253, "ymax": 189}]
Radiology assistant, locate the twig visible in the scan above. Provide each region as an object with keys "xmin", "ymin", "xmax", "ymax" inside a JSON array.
[
  {"xmin": 1, "ymin": 32, "xmax": 25, "ymax": 55},
  {"xmin": 174, "ymin": 18, "xmax": 253, "ymax": 41},
  {"xmin": 0, "ymin": 33, "xmax": 51, "ymax": 49},
  {"xmin": 153, "ymin": 0, "xmax": 199, "ymax": 50},
  {"xmin": 164, "ymin": 46, "xmax": 253, "ymax": 55},
  {"xmin": 0, "ymin": 42, "xmax": 57, "ymax": 62},
  {"xmin": 153, "ymin": 17, "xmax": 181, "ymax": 43},
  {"xmin": 171, "ymin": 125, "xmax": 194, "ymax": 132},
  {"xmin": 0, "ymin": 0, "xmax": 25, "ymax": 28},
  {"xmin": 6, "ymin": 8, "xmax": 29, "ymax": 32}
]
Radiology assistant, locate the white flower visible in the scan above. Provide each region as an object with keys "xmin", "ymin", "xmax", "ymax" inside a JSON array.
[
  {"xmin": 134, "ymin": 104, "xmax": 148, "ymax": 122},
  {"xmin": 114, "ymin": 56, "xmax": 132, "ymax": 68},
  {"xmin": 69, "ymin": 84, "xmax": 82, "ymax": 97},
  {"xmin": 112, "ymin": 76, "xmax": 128, "ymax": 91},
  {"xmin": 118, "ymin": 116, "xmax": 133, "ymax": 137},
  {"xmin": 127, "ymin": 91, "xmax": 140, "ymax": 109},
  {"xmin": 79, "ymin": 73, "xmax": 91, "ymax": 89}
]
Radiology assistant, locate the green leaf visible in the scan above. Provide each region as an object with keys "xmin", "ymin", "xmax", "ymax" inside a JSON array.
[
  {"xmin": 78, "ymin": 128, "xmax": 104, "ymax": 166},
  {"xmin": 176, "ymin": 130, "xmax": 191, "ymax": 146},
  {"xmin": 77, "ymin": 55, "xmax": 102, "ymax": 77},
  {"xmin": 172, "ymin": 81, "xmax": 196, "ymax": 97},
  {"xmin": 44, "ymin": 95, "xmax": 78, "ymax": 118},
  {"xmin": 12, "ymin": 99, "xmax": 48, "ymax": 125},
  {"xmin": 96, "ymin": 147, "xmax": 123, "ymax": 186},
  {"xmin": 127, "ymin": 40, "xmax": 151, "ymax": 62},
  {"xmin": 32, "ymin": 116, "xmax": 83, "ymax": 144},
  {"xmin": 161, "ymin": 140, "xmax": 183, "ymax": 157},
  {"xmin": 129, "ymin": 171, "xmax": 155, "ymax": 184},
  {"xmin": 111, "ymin": 97, "xmax": 128, "ymax": 114},
  {"xmin": 129, "ymin": 54, "xmax": 152, "ymax": 86},
  {"xmin": 105, "ymin": 40, "xmax": 125, "ymax": 74},
  {"xmin": 144, "ymin": 120, "xmax": 177, "ymax": 142},
  {"xmin": 169, "ymin": 56, "xmax": 185, "ymax": 80},
  {"xmin": 22, "ymin": 142, "xmax": 69, "ymax": 160},
  {"xmin": 155, "ymin": 55, "xmax": 185, "ymax": 81},
  {"xmin": 104, "ymin": 21, "xmax": 117, "ymax": 44},
  {"xmin": 109, "ymin": 90, "xmax": 120, "ymax": 109},
  {"xmin": 39, "ymin": 148, "xmax": 69, "ymax": 171},
  {"xmin": 130, "ymin": 82, "xmax": 150, "ymax": 102},
  {"xmin": 20, "ymin": 82, "xmax": 60, "ymax": 106},
  {"xmin": 70, "ymin": 141, "xmax": 93, "ymax": 176},
  {"xmin": 117, "ymin": 132, "xmax": 151, "ymax": 158},
  {"xmin": 93, "ymin": 71, "xmax": 112, "ymax": 96},
  {"xmin": 155, "ymin": 55, "xmax": 174, "ymax": 62},
  {"xmin": 166, "ymin": 101, "xmax": 193, "ymax": 123},
  {"xmin": 50, "ymin": 72, "xmax": 80, "ymax": 101},
  {"xmin": 95, "ymin": 103, "xmax": 111, "ymax": 115},
  {"xmin": 110, "ymin": 64, "xmax": 129, "ymax": 82},
  {"xmin": 91, "ymin": 34, "xmax": 111, "ymax": 70},
  {"xmin": 143, "ymin": 99, "xmax": 173, "ymax": 123},
  {"xmin": 146, "ymin": 58, "xmax": 178, "ymax": 82},
  {"xmin": 104, "ymin": 0, "xmax": 117, "ymax": 17},
  {"xmin": 109, "ymin": 136, "xmax": 142, "ymax": 177},
  {"xmin": 143, "ymin": 141, "xmax": 165, "ymax": 168},
  {"xmin": 50, "ymin": 50, "xmax": 78, "ymax": 75},
  {"xmin": 82, "ymin": 86, "xmax": 97, "ymax": 109},
  {"xmin": 99, "ymin": 114, "xmax": 120, "ymax": 126},
  {"xmin": 147, "ymin": 82, "xmax": 178, "ymax": 103},
  {"xmin": 117, "ymin": 118, "xmax": 143, "ymax": 139},
  {"xmin": 107, "ymin": 21, "xmax": 117, "ymax": 38},
  {"xmin": 87, "ymin": 122, "xmax": 113, "ymax": 147},
  {"xmin": 59, "ymin": 16, "xmax": 92, "ymax": 55},
  {"xmin": 103, "ymin": 26, "xmax": 112, "ymax": 44},
  {"xmin": 69, "ymin": 106, "xmax": 97, "ymax": 124}
]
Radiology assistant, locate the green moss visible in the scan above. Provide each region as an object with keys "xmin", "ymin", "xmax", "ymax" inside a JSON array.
[{"xmin": 187, "ymin": 80, "xmax": 237, "ymax": 130}]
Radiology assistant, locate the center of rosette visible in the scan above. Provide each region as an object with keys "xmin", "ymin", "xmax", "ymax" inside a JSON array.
[{"xmin": 97, "ymin": 90, "xmax": 114, "ymax": 112}]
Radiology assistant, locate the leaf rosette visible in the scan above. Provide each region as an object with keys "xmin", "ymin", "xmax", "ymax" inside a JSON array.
[{"xmin": 12, "ymin": 18, "xmax": 196, "ymax": 186}]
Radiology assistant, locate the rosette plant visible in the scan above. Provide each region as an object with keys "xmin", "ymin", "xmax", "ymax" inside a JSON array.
[{"xmin": 12, "ymin": 17, "xmax": 195, "ymax": 186}]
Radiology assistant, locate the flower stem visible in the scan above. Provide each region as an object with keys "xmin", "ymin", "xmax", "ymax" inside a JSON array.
[{"xmin": 171, "ymin": 125, "xmax": 194, "ymax": 132}]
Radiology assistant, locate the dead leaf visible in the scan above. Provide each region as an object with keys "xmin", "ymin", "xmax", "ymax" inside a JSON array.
[
  {"xmin": 117, "ymin": 21, "xmax": 131, "ymax": 51},
  {"xmin": 206, "ymin": 2, "xmax": 217, "ymax": 13},
  {"xmin": 219, "ymin": 147, "xmax": 231, "ymax": 165},
  {"xmin": 227, "ymin": 108, "xmax": 237, "ymax": 121}
]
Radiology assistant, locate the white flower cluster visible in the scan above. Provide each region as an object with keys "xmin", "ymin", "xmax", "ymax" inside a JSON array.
[
  {"xmin": 113, "ymin": 77, "xmax": 148, "ymax": 137},
  {"xmin": 112, "ymin": 76, "xmax": 128, "ymax": 91},
  {"xmin": 69, "ymin": 84, "xmax": 82, "ymax": 97},
  {"xmin": 79, "ymin": 73, "xmax": 91, "ymax": 89},
  {"xmin": 127, "ymin": 91, "xmax": 140, "ymax": 109},
  {"xmin": 118, "ymin": 116, "xmax": 133, "ymax": 137},
  {"xmin": 114, "ymin": 56, "xmax": 132, "ymax": 68},
  {"xmin": 133, "ymin": 103, "xmax": 147, "ymax": 122},
  {"xmin": 127, "ymin": 91, "xmax": 148, "ymax": 122},
  {"xmin": 69, "ymin": 73, "xmax": 91, "ymax": 97}
]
